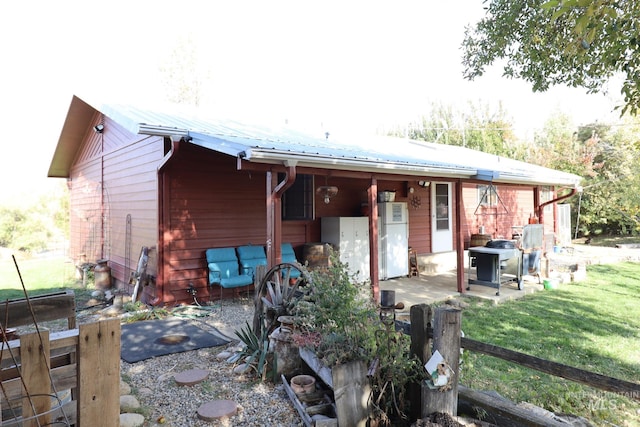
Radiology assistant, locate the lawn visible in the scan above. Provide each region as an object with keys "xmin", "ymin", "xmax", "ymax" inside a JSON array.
[
  {"xmin": 0, "ymin": 255, "xmax": 79, "ymax": 300},
  {"xmin": 460, "ymin": 262, "xmax": 640, "ymax": 426}
]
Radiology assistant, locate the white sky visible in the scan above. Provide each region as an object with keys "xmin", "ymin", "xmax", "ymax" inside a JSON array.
[{"xmin": 0, "ymin": 1, "xmax": 623, "ymax": 203}]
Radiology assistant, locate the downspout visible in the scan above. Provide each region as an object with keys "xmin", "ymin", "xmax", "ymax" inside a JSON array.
[
  {"xmin": 267, "ymin": 162, "xmax": 297, "ymax": 269},
  {"xmin": 150, "ymin": 138, "xmax": 182, "ymax": 306},
  {"xmin": 537, "ymin": 187, "xmax": 578, "ymax": 225}
]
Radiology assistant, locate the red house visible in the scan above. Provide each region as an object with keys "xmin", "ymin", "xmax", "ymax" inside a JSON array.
[{"xmin": 48, "ymin": 95, "xmax": 582, "ymax": 305}]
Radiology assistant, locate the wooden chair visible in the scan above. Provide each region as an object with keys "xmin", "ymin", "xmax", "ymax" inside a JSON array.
[{"xmin": 408, "ymin": 248, "xmax": 419, "ymax": 278}]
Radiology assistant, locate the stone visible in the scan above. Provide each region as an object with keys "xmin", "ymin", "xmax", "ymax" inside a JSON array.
[
  {"xmin": 120, "ymin": 380, "xmax": 132, "ymax": 395},
  {"xmin": 233, "ymin": 363, "xmax": 250, "ymax": 374},
  {"xmin": 196, "ymin": 400, "xmax": 238, "ymax": 421},
  {"xmin": 120, "ymin": 394, "xmax": 141, "ymax": 412},
  {"xmin": 216, "ymin": 350, "xmax": 232, "ymax": 360},
  {"xmin": 174, "ymin": 368, "xmax": 210, "ymax": 386},
  {"xmin": 120, "ymin": 412, "xmax": 145, "ymax": 427}
]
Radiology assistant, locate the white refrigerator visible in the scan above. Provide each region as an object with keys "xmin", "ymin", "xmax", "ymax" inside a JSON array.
[{"xmin": 378, "ymin": 202, "xmax": 409, "ymax": 279}]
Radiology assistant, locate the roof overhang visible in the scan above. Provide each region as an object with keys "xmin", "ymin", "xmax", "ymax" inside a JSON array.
[
  {"xmin": 48, "ymin": 95, "xmax": 583, "ymax": 188},
  {"xmin": 47, "ymin": 96, "xmax": 97, "ymax": 178}
]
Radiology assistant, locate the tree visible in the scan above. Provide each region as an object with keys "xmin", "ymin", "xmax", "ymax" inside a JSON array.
[
  {"xmin": 462, "ymin": 0, "xmax": 640, "ymax": 115},
  {"xmin": 391, "ymin": 100, "xmax": 522, "ymax": 157}
]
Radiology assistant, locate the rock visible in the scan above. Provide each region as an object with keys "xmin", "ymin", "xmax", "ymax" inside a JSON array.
[
  {"xmin": 91, "ymin": 290, "xmax": 104, "ymax": 299},
  {"xmin": 233, "ymin": 363, "xmax": 250, "ymax": 374},
  {"xmin": 137, "ymin": 387, "xmax": 153, "ymax": 397},
  {"xmin": 119, "ymin": 412, "xmax": 145, "ymax": 427},
  {"xmin": 120, "ymin": 394, "xmax": 141, "ymax": 412},
  {"xmin": 216, "ymin": 350, "xmax": 232, "ymax": 360},
  {"xmin": 120, "ymin": 380, "xmax": 131, "ymax": 395}
]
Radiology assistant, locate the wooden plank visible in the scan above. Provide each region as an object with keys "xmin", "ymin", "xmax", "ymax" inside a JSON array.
[
  {"xmin": 332, "ymin": 360, "xmax": 370, "ymax": 427},
  {"xmin": 458, "ymin": 385, "xmax": 568, "ymax": 427},
  {"xmin": 0, "ymin": 290, "xmax": 76, "ymax": 329},
  {"xmin": 1, "ymin": 364, "xmax": 77, "ymax": 403},
  {"xmin": 1, "ymin": 329, "xmax": 79, "ymax": 368},
  {"xmin": 299, "ymin": 348, "xmax": 333, "ymax": 389},
  {"xmin": 78, "ymin": 319, "xmax": 120, "ymax": 427},
  {"xmin": 461, "ymin": 337, "xmax": 640, "ymax": 400},
  {"xmin": 409, "ymin": 303, "xmax": 432, "ymax": 421},
  {"xmin": 20, "ymin": 330, "xmax": 52, "ymax": 427}
]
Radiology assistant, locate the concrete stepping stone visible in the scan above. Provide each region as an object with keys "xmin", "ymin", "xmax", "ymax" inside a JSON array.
[
  {"xmin": 174, "ymin": 368, "xmax": 209, "ymax": 386},
  {"xmin": 196, "ymin": 400, "xmax": 238, "ymax": 421}
]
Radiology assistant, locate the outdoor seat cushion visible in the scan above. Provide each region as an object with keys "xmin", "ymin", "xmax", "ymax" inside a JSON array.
[
  {"xmin": 206, "ymin": 247, "xmax": 253, "ymax": 288},
  {"xmin": 281, "ymin": 243, "xmax": 301, "ymax": 279},
  {"xmin": 236, "ymin": 245, "xmax": 267, "ymax": 278}
]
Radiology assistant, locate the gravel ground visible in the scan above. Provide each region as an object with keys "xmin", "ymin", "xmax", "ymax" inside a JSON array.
[{"xmin": 111, "ymin": 296, "xmax": 303, "ymax": 427}]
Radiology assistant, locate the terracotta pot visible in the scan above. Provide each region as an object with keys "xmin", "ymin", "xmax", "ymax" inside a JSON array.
[{"xmin": 290, "ymin": 374, "xmax": 316, "ymax": 394}]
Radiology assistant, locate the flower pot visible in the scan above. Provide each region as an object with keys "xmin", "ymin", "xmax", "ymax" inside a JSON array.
[{"xmin": 290, "ymin": 374, "xmax": 316, "ymax": 394}]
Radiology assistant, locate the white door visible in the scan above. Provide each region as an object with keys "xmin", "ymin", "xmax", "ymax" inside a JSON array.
[{"xmin": 431, "ymin": 182, "xmax": 453, "ymax": 253}]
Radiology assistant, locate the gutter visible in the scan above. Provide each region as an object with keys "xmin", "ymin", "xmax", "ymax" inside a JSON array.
[
  {"xmin": 267, "ymin": 162, "xmax": 297, "ymax": 268},
  {"xmin": 150, "ymin": 137, "xmax": 182, "ymax": 306},
  {"xmin": 537, "ymin": 187, "xmax": 579, "ymax": 225}
]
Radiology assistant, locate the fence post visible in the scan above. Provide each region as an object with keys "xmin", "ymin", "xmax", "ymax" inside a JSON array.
[
  {"xmin": 409, "ymin": 303, "xmax": 433, "ymax": 421},
  {"xmin": 422, "ymin": 306, "xmax": 461, "ymax": 417}
]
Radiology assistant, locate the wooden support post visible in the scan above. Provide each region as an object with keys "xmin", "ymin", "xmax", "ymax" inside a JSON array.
[
  {"xmin": 78, "ymin": 318, "xmax": 121, "ymax": 427},
  {"xmin": 422, "ymin": 306, "xmax": 461, "ymax": 418},
  {"xmin": 409, "ymin": 304, "xmax": 433, "ymax": 421}
]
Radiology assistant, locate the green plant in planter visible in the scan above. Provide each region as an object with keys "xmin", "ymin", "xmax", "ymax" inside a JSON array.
[
  {"xmin": 292, "ymin": 249, "xmax": 426, "ymax": 424},
  {"xmin": 292, "ymin": 249, "xmax": 379, "ymax": 365}
]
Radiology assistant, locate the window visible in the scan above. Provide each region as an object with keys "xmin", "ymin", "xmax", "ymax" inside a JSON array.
[
  {"xmin": 478, "ymin": 184, "xmax": 498, "ymax": 207},
  {"xmin": 280, "ymin": 174, "xmax": 313, "ymax": 220}
]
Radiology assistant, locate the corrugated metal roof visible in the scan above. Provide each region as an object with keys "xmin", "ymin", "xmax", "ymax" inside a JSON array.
[{"xmin": 51, "ymin": 96, "xmax": 582, "ymax": 187}]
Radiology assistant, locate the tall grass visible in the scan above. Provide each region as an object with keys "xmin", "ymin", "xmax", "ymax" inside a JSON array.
[{"xmin": 460, "ymin": 262, "xmax": 640, "ymax": 425}]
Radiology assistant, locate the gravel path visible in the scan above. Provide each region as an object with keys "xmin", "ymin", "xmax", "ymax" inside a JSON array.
[{"xmin": 97, "ymin": 296, "xmax": 302, "ymax": 427}]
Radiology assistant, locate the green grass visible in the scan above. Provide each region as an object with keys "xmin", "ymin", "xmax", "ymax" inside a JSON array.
[
  {"xmin": 460, "ymin": 262, "xmax": 640, "ymax": 426},
  {"xmin": 0, "ymin": 255, "xmax": 79, "ymax": 300}
]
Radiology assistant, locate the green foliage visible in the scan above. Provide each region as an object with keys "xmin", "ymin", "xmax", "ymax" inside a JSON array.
[
  {"xmin": 293, "ymin": 249, "xmax": 426, "ymax": 423},
  {"xmin": 0, "ymin": 182, "xmax": 69, "ymax": 254},
  {"xmin": 234, "ymin": 321, "xmax": 271, "ymax": 380},
  {"xmin": 293, "ymin": 250, "xmax": 379, "ymax": 365},
  {"xmin": 392, "ymin": 101, "xmax": 522, "ymax": 158},
  {"xmin": 462, "ymin": 0, "xmax": 640, "ymax": 115}
]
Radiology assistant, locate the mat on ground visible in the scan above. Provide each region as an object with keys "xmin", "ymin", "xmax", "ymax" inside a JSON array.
[{"xmin": 120, "ymin": 318, "xmax": 230, "ymax": 363}]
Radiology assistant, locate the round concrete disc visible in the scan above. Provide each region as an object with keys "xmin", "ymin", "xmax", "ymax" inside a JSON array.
[
  {"xmin": 197, "ymin": 400, "xmax": 238, "ymax": 421},
  {"xmin": 174, "ymin": 369, "xmax": 209, "ymax": 386}
]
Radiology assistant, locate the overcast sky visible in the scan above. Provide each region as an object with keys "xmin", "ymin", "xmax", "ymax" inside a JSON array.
[{"xmin": 0, "ymin": 1, "xmax": 622, "ymax": 203}]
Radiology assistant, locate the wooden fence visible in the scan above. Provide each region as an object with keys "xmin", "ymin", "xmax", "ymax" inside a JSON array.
[
  {"xmin": 407, "ymin": 304, "xmax": 640, "ymax": 426},
  {"xmin": 1, "ymin": 319, "xmax": 121, "ymax": 426}
]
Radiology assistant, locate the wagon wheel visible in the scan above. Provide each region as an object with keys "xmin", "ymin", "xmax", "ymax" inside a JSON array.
[{"xmin": 252, "ymin": 262, "xmax": 312, "ymax": 338}]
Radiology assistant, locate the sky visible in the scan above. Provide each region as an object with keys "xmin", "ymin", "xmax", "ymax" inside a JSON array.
[{"xmin": 0, "ymin": 1, "xmax": 623, "ymax": 203}]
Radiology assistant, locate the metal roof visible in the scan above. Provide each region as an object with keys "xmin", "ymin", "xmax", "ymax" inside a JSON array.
[{"xmin": 49, "ymin": 95, "xmax": 582, "ymax": 187}]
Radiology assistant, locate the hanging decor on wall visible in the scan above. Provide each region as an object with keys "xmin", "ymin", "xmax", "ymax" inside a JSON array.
[{"xmin": 410, "ymin": 195, "xmax": 422, "ymax": 209}]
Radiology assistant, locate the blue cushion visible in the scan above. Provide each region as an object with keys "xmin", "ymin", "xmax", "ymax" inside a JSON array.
[
  {"xmin": 281, "ymin": 243, "xmax": 301, "ymax": 278},
  {"xmin": 236, "ymin": 245, "xmax": 267, "ymax": 278},
  {"xmin": 206, "ymin": 247, "xmax": 254, "ymax": 288}
]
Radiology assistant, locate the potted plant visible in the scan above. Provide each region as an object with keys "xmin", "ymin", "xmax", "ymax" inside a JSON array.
[{"xmin": 292, "ymin": 249, "xmax": 426, "ymax": 426}]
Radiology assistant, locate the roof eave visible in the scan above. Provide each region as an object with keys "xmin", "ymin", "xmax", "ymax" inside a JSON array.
[{"xmin": 47, "ymin": 96, "xmax": 97, "ymax": 178}]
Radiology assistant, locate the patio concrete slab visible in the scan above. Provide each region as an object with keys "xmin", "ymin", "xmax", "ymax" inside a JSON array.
[{"xmin": 379, "ymin": 270, "xmax": 544, "ymax": 315}]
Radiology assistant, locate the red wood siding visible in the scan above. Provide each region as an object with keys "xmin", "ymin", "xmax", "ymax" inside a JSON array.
[
  {"xmin": 68, "ymin": 116, "xmax": 162, "ymax": 293},
  {"xmin": 460, "ymin": 183, "xmax": 535, "ymax": 247}
]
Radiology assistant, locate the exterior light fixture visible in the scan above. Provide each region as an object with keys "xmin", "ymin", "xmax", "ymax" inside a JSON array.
[
  {"xmin": 316, "ymin": 186, "xmax": 338, "ymax": 204},
  {"xmin": 94, "ymin": 124, "xmax": 104, "ymax": 133}
]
